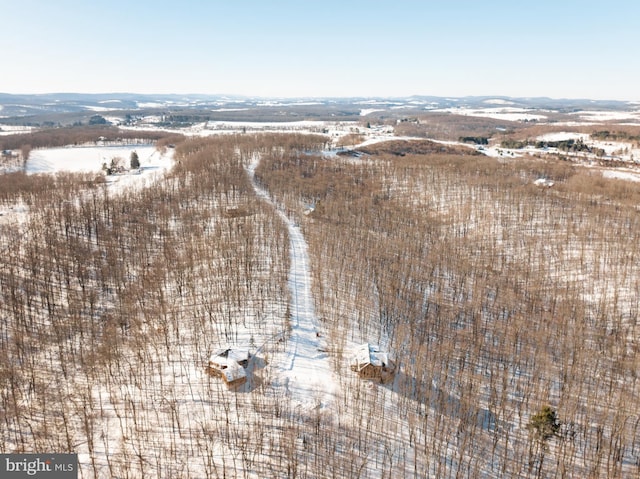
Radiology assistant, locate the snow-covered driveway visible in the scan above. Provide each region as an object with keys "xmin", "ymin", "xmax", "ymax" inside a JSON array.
[{"xmin": 247, "ymin": 155, "xmax": 338, "ymax": 409}]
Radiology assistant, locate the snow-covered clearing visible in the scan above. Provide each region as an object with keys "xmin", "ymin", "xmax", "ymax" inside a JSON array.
[
  {"xmin": 536, "ymin": 131, "xmax": 589, "ymax": 142},
  {"xmin": 360, "ymin": 108, "xmax": 385, "ymax": 116},
  {"xmin": 434, "ymin": 106, "xmax": 548, "ymax": 122},
  {"xmin": 354, "ymin": 134, "xmax": 424, "ymax": 149},
  {"xmin": 0, "ymin": 125, "xmax": 35, "ymax": 135},
  {"xmin": 211, "ymin": 107, "xmax": 250, "ymax": 112},
  {"xmin": 570, "ymin": 109, "xmax": 640, "ymax": 122},
  {"xmin": 601, "ymin": 168, "xmax": 640, "ymax": 182},
  {"xmin": 26, "ymin": 145, "xmax": 160, "ymax": 174},
  {"xmin": 483, "ymin": 98, "xmax": 515, "ymax": 105},
  {"xmin": 83, "ymin": 105, "xmax": 119, "ymax": 112},
  {"xmin": 205, "ymin": 120, "xmax": 329, "ymax": 131}
]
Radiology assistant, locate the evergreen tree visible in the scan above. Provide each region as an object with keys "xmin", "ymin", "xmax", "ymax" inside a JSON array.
[
  {"xmin": 130, "ymin": 151, "xmax": 140, "ymax": 169},
  {"xmin": 528, "ymin": 405, "xmax": 561, "ymax": 443}
]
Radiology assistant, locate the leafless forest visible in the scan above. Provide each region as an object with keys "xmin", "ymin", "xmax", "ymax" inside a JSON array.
[{"xmin": 1, "ymin": 133, "xmax": 640, "ymax": 478}]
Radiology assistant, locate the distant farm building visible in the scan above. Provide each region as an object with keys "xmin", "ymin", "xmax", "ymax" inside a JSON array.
[
  {"xmin": 350, "ymin": 343, "xmax": 396, "ymax": 383},
  {"xmin": 208, "ymin": 347, "xmax": 251, "ymax": 387}
]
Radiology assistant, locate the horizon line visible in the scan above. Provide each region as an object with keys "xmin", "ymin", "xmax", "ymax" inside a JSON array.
[{"xmin": 1, "ymin": 91, "xmax": 637, "ymax": 103}]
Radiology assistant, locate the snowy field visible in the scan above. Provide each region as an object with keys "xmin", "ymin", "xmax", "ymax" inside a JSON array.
[
  {"xmin": 0, "ymin": 125, "xmax": 35, "ymax": 135},
  {"xmin": 602, "ymin": 168, "xmax": 640, "ymax": 182},
  {"xmin": 536, "ymin": 132, "xmax": 589, "ymax": 142},
  {"xmin": 569, "ymin": 109, "xmax": 640, "ymax": 122},
  {"xmin": 26, "ymin": 145, "xmax": 161, "ymax": 174},
  {"xmin": 434, "ymin": 106, "xmax": 548, "ymax": 122}
]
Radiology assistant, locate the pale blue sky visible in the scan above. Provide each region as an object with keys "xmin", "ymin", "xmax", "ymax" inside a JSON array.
[{"xmin": 1, "ymin": 0, "xmax": 638, "ymax": 100}]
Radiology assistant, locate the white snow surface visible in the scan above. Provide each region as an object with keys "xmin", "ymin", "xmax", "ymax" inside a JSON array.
[
  {"xmin": 206, "ymin": 120, "xmax": 329, "ymax": 130},
  {"xmin": 0, "ymin": 125, "xmax": 35, "ymax": 135},
  {"xmin": 483, "ymin": 98, "xmax": 515, "ymax": 105},
  {"xmin": 570, "ymin": 110, "xmax": 640, "ymax": 122},
  {"xmin": 83, "ymin": 105, "xmax": 118, "ymax": 112},
  {"xmin": 360, "ymin": 108, "xmax": 385, "ymax": 116},
  {"xmin": 276, "ymin": 215, "xmax": 338, "ymax": 408},
  {"xmin": 136, "ymin": 101, "xmax": 166, "ymax": 108},
  {"xmin": 536, "ymin": 131, "xmax": 589, "ymax": 142},
  {"xmin": 602, "ymin": 168, "xmax": 640, "ymax": 182},
  {"xmin": 435, "ymin": 106, "xmax": 547, "ymax": 121},
  {"xmin": 211, "ymin": 107, "xmax": 250, "ymax": 112}
]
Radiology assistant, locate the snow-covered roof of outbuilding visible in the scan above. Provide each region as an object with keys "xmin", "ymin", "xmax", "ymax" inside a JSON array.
[
  {"xmin": 212, "ymin": 358, "xmax": 247, "ymax": 383},
  {"xmin": 351, "ymin": 343, "xmax": 392, "ymax": 370},
  {"xmin": 208, "ymin": 354, "xmax": 248, "ymax": 384},
  {"xmin": 220, "ymin": 362, "xmax": 247, "ymax": 383},
  {"xmin": 210, "ymin": 347, "xmax": 250, "ymax": 365}
]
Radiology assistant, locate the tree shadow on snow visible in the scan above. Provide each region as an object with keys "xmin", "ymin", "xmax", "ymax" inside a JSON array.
[{"xmin": 374, "ymin": 366, "xmax": 501, "ymax": 434}]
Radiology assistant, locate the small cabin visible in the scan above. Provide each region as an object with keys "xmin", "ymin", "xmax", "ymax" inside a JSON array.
[
  {"xmin": 208, "ymin": 347, "xmax": 251, "ymax": 387},
  {"xmin": 350, "ymin": 343, "xmax": 395, "ymax": 383}
]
